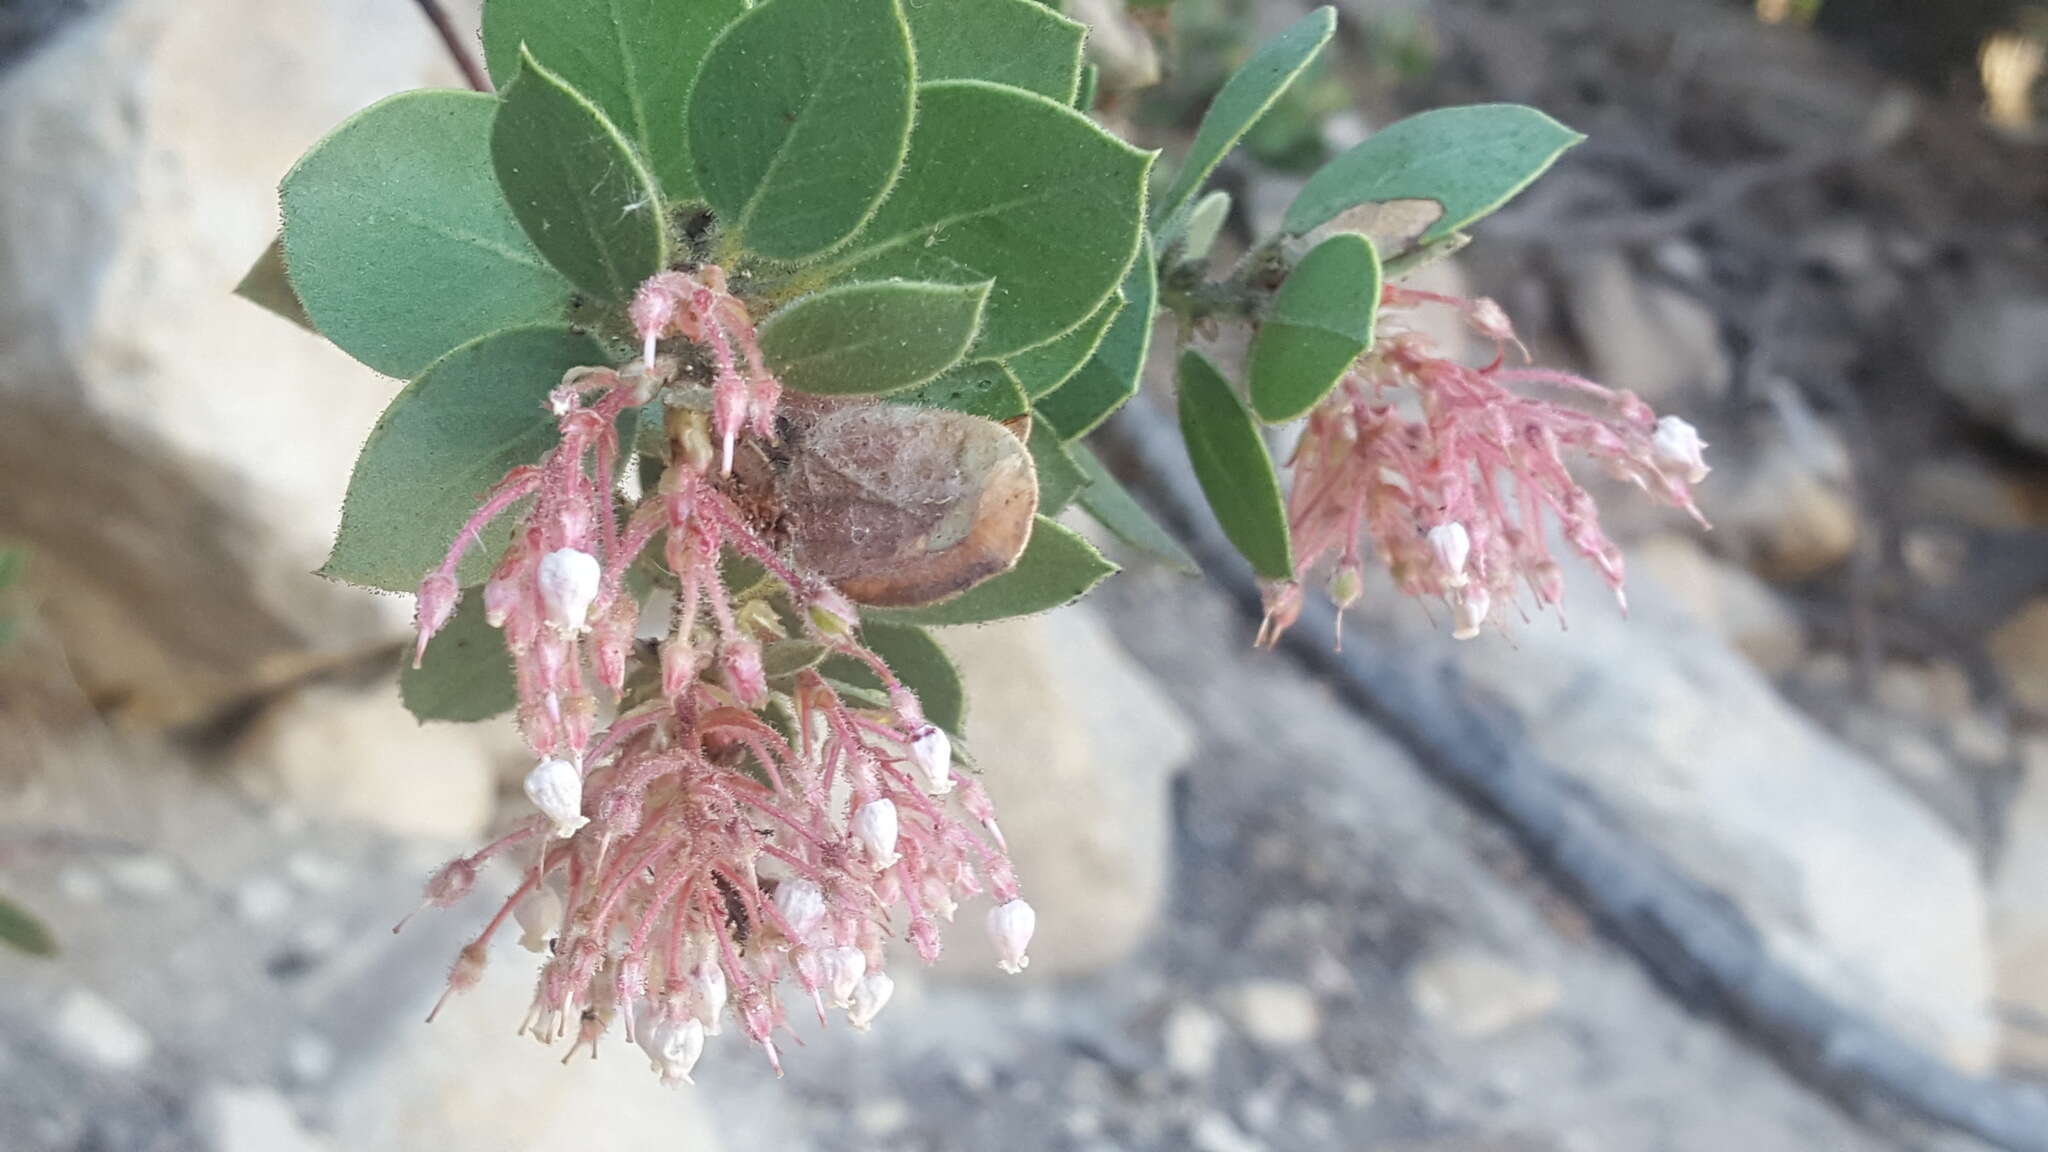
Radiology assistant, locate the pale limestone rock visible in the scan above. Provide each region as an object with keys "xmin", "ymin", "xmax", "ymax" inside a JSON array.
[
  {"xmin": 0, "ymin": 0, "xmax": 477, "ymax": 725},
  {"xmin": 329, "ymin": 953, "xmax": 724, "ymax": 1152},
  {"xmin": 201, "ymin": 1084, "xmax": 332, "ymax": 1152},
  {"xmin": 1163, "ymin": 1002, "xmax": 1227, "ymax": 1080},
  {"xmin": 1990, "ymin": 599, "xmax": 2048, "ymax": 715},
  {"xmin": 1632, "ymin": 534, "xmax": 1807, "ymax": 676},
  {"xmin": 1991, "ymin": 739, "xmax": 2048, "ymax": 1074},
  {"xmin": 1228, "ymin": 981, "xmax": 1321, "ymax": 1048},
  {"xmin": 931, "ymin": 603, "xmax": 1192, "ymax": 979},
  {"xmin": 1402, "ymin": 555, "xmax": 1999, "ymax": 1070},
  {"xmin": 1703, "ymin": 388, "xmax": 1859, "ymax": 580},
  {"xmin": 1565, "ymin": 250, "xmax": 1730, "ymax": 405},
  {"xmin": 1408, "ymin": 948, "xmax": 1562, "ymax": 1039},
  {"xmin": 231, "ymin": 681, "xmax": 511, "ymax": 844},
  {"xmin": 51, "ymin": 987, "xmax": 153, "ymax": 1072}
]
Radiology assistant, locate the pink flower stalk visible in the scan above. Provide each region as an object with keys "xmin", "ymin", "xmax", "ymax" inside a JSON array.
[
  {"xmin": 631, "ymin": 267, "xmax": 780, "ymax": 475},
  {"xmin": 1270, "ymin": 285, "xmax": 1709, "ymax": 645},
  {"xmin": 406, "ymin": 269, "xmax": 1029, "ymax": 1082}
]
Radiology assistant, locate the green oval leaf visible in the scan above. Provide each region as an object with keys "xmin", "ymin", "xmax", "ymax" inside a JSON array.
[
  {"xmin": 759, "ymin": 280, "xmax": 989, "ymax": 395},
  {"xmin": 1284, "ymin": 104, "xmax": 1583, "ymax": 243},
  {"xmin": 1250, "ymin": 232, "xmax": 1380, "ymax": 423},
  {"xmin": 403, "ymin": 590, "xmax": 516, "ymax": 723},
  {"xmin": 690, "ymin": 0, "xmax": 915, "ymax": 262},
  {"xmin": 829, "ymin": 80, "xmax": 1152, "ymax": 359},
  {"xmin": 1007, "ymin": 289, "xmax": 1120, "ymax": 399},
  {"xmin": 1026, "ymin": 417, "xmax": 1089, "ymax": 515},
  {"xmin": 279, "ymin": 90, "xmax": 576, "ymax": 379},
  {"xmin": 482, "ymin": 0, "xmax": 747, "ymax": 202},
  {"xmin": 1072, "ymin": 446, "xmax": 1199, "ymax": 576},
  {"xmin": 821, "ymin": 621, "xmax": 966, "ymax": 736},
  {"xmin": 324, "ymin": 326, "xmax": 606, "ymax": 593},
  {"xmin": 895, "ymin": 360, "xmax": 1031, "ymax": 421},
  {"xmin": 905, "ymin": 0, "xmax": 1086, "ymax": 102},
  {"xmin": 1153, "ymin": 7, "xmax": 1335, "ymax": 241},
  {"xmin": 0, "ymin": 895, "xmax": 55, "ymax": 957},
  {"xmin": 493, "ymin": 47, "xmax": 669, "ymax": 303},
  {"xmin": 871, "ymin": 515, "xmax": 1116, "ymax": 626},
  {"xmin": 1037, "ymin": 233, "xmax": 1157, "ymax": 439},
  {"xmin": 1178, "ymin": 349, "xmax": 1294, "ymax": 581},
  {"xmin": 762, "ymin": 639, "xmax": 830, "ymax": 679}
]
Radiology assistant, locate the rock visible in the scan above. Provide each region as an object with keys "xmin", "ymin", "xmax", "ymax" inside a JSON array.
[
  {"xmin": 1190, "ymin": 1112, "xmax": 1268, "ymax": 1152},
  {"xmin": 1904, "ymin": 455, "xmax": 2048, "ymax": 532},
  {"xmin": 230, "ymin": 681, "xmax": 509, "ymax": 843},
  {"xmin": 1874, "ymin": 660, "xmax": 1973, "ymax": 724},
  {"xmin": 1227, "ymin": 981, "xmax": 1320, "ymax": 1048},
  {"xmin": 202, "ymin": 1084, "xmax": 331, "ymax": 1152},
  {"xmin": 0, "ymin": 0, "xmax": 476, "ymax": 726},
  {"xmin": 930, "ymin": 603, "xmax": 1192, "ymax": 979},
  {"xmin": 1162, "ymin": 1002, "xmax": 1226, "ymax": 1080},
  {"xmin": 1989, "ymin": 599, "xmax": 2048, "ymax": 715},
  {"xmin": 1631, "ymin": 535, "xmax": 1807, "ymax": 676},
  {"xmin": 1407, "ymin": 949, "xmax": 1562, "ymax": 1039},
  {"xmin": 50, "ymin": 988, "xmax": 153, "ymax": 1072},
  {"xmin": 1563, "ymin": 251, "xmax": 1730, "ymax": 405},
  {"xmin": 1934, "ymin": 294, "xmax": 2048, "ymax": 453},
  {"xmin": 1404, "ymin": 555, "xmax": 2000, "ymax": 1070},
  {"xmin": 1704, "ymin": 388, "xmax": 1859, "ymax": 580},
  {"xmin": 328, "ymin": 953, "xmax": 725, "ymax": 1152},
  {"xmin": 1991, "ymin": 739, "xmax": 2048, "ymax": 1074}
]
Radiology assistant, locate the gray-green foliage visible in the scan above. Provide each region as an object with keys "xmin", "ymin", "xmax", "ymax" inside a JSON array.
[{"xmin": 256, "ymin": 0, "xmax": 1583, "ymax": 721}]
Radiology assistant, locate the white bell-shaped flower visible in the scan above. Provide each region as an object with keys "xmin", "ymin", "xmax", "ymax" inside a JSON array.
[
  {"xmin": 536, "ymin": 548, "xmax": 602, "ymax": 632},
  {"xmin": 819, "ymin": 945, "xmax": 867, "ymax": 1009},
  {"xmin": 987, "ymin": 898, "xmax": 1036, "ymax": 974},
  {"xmin": 847, "ymin": 970, "xmax": 895, "ymax": 1031},
  {"xmin": 908, "ymin": 725, "xmax": 953, "ymax": 795},
  {"xmin": 851, "ymin": 798, "xmax": 900, "ymax": 868},
  {"xmin": 523, "ymin": 758, "xmax": 588, "ymax": 838}
]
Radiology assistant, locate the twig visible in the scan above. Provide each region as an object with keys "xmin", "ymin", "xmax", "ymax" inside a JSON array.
[
  {"xmin": 411, "ymin": 0, "xmax": 491, "ymax": 94},
  {"xmin": 1101, "ymin": 398, "xmax": 2048, "ymax": 1152}
]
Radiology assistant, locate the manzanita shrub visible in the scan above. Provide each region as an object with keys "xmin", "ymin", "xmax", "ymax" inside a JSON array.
[{"xmin": 239, "ymin": 0, "xmax": 1709, "ymax": 1083}]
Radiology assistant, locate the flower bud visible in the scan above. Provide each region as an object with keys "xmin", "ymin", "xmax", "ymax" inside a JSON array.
[
  {"xmin": 690, "ymin": 962, "xmax": 727, "ymax": 1035},
  {"xmin": 987, "ymin": 898, "xmax": 1036, "ymax": 975},
  {"xmin": 1651, "ymin": 415, "xmax": 1710, "ymax": 485},
  {"xmin": 908, "ymin": 725, "xmax": 953, "ymax": 795},
  {"xmin": 847, "ymin": 970, "xmax": 895, "ymax": 1031},
  {"xmin": 1451, "ymin": 585, "xmax": 1491, "ymax": 641},
  {"xmin": 819, "ymin": 945, "xmax": 867, "ymax": 1009},
  {"xmin": 1327, "ymin": 563, "xmax": 1365, "ymax": 610},
  {"xmin": 1469, "ymin": 296, "xmax": 1517, "ymax": 345},
  {"xmin": 413, "ymin": 571, "xmax": 460, "ymax": 666},
  {"xmin": 720, "ymin": 639, "xmax": 769, "ymax": 709},
  {"xmin": 661, "ymin": 637, "xmax": 700, "ymax": 701},
  {"xmin": 1427, "ymin": 522, "xmax": 1471, "ymax": 588},
  {"xmin": 423, "ymin": 857, "xmax": 477, "ymax": 907},
  {"xmin": 593, "ymin": 597, "xmax": 638, "ymax": 693},
  {"xmin": 851, "ymin": 798, "xmax": 900, "ymax": 868},
  {"xmin": 535, "ymin": 548, "xmax": 602, "ymax": 632},
  {"xmin": 524, "ymin": 757, "xmax": 589, "ymax": 838},
  {"xmin": 772, "ymin": 877, "xmax": 826, "ymax": 946},
  {"xmin": 638, "ymin": 1013, "xmax": 705, "ymax": 1085},
  {"xmin": 482, "ymin": 570, "xmax": 523, "ymax": 629}
]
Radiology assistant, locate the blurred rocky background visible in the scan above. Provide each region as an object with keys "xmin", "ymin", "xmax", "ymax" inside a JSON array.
[{"xmin": 1, "ymin": 0, "xmax": 2045, "ymax": 1149}]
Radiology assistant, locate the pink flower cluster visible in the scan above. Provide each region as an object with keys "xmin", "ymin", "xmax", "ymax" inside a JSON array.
[
  {"xmin": 1267, "ymin": 285, "xmax": 1710, "ymax": 645},
  {"xmin": 405, "ymin": 268, "xmax": 1031, "ymax": 1083}
]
